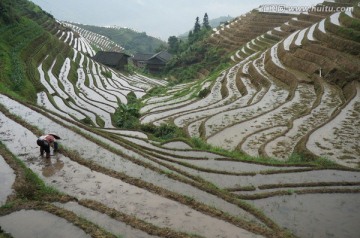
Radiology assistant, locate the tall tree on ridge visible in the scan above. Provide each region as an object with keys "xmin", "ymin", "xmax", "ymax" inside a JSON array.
[
  {"xmin": 194, "ymin": 16, "xmax": 201, "ymax": 34},
  {"xmin": 203, "ymin": 13, "xmax": 211, "ymax": 30}
]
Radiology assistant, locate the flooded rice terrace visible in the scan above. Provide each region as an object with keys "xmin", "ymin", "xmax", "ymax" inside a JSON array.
[
  {"xmin": 1, "ymin": 89, "xmax": 360, "ymax": 238},
  {"xmin": 2, "ymin": 9, "xmax": 360, "ymax": 236}
]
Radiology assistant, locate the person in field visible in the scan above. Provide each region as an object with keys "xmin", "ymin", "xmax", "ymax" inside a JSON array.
[{"xmin": 37, "ymin": 134, "xmax": 59, "ymax": 158}]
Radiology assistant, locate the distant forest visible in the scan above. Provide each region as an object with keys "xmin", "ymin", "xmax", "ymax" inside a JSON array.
[{"xmin": 71, "ymin": 23, "xmax": 166, "ymax": 54}]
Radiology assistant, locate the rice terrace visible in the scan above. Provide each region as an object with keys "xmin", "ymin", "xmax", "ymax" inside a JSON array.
[{"xmin": 0, "ymin": 0, "xmax": 359, "ymax": 237}]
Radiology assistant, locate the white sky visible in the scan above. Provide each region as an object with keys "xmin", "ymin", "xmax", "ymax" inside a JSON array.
[{"xmin": 30, "ymin": 0, "xmax": 323, "ymax": 40}]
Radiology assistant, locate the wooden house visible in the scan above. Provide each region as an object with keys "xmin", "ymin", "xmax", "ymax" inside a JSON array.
[
  {"xmin": 131, "ymin": 51, "xmax": 172, "ymax": 73},
  {"xmin": 92, "ymin": 51, "xmax": 130, "ymax": 70}
]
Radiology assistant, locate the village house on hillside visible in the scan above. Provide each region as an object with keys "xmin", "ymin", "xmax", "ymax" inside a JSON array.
[
  {"xmin": 131, "ymin": 51, "xmax": 172, "ymax": 73},
  {"xmin": 92, "ymin": 51, "xmax": 130, "ymax": 70}
]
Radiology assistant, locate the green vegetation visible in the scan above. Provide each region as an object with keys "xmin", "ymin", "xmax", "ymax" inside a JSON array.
[
  {"xmin": 165, "ymin": 14, "xmax": 231, "ymax": 84},
  {"xmin": 0, "ymin": 0, "xmax": 66, "ymax": 102},
  {"xmin": 70, "ymin": 23, "xmax": 166, "ymax": 54},
  {"xmin": 101, "ymin": 70, "xmax": 112, "ymax": 78},
  {"xmin": 198, "ymin": 87, "xmax": 211, "ymax": 98},
  {"xmin": 114, "ymin": 92, "xmax": 185, "ymax": 140}
]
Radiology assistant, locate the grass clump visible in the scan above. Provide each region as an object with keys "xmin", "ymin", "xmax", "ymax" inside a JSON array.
[
  {"xmin": 287, "ymin": 153, "xmax": 338, "ymax": 167},
  {"xmin": 101, "ymin": 70, "xmax": 112, "ymax": 78},
  {"xmin": 114, "ymin": 92, "xmax": 185, "ymax": 140}
]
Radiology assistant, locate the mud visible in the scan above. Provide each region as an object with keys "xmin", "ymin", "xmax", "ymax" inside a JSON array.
[{"xmin": 0, "ymin": 210, "xmax": 91, "ymax": 238}]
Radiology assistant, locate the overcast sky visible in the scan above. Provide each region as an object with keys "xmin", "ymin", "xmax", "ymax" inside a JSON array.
[{"xmin": 30, "ymin": 0, "xmax": 322, "ymax": 40}]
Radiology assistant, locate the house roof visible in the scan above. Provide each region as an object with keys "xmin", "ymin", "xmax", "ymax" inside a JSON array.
[
  {"xmin": 132, "ymin": 53, "xmax": 153, "ymax": 61},
  {"xmin": 93, "ymin": 51, "xmax": 130, "ymax": 66},
  {"xmin": 149, "ymin": 51, "xmax": 172, "ymax": 63}
]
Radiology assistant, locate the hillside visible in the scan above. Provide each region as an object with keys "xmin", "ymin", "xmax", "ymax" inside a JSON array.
[
  {"xmin": 0, "ymin": 0, "xmax": 360, "ymax": 238},
  {"xmin": 68, "ymin": 22, "xmax": 166, "ymax": 54}
]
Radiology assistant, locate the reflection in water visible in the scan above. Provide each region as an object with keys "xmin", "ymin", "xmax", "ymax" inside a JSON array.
[
  {"xmin": 41, "ymin": 157, "xmax": 64, "ymax": 177},
  {"xmin": 0, "ymin": 209, "xmax": 91, "ymax": 238},
  {"xmin": 0, "ymin": 155, "xmax": 16, "ymax": 206}
]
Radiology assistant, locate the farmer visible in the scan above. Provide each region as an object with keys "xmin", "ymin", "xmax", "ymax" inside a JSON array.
[{"xmin": 37, "ymin": 134, "xmax": 58, "ymax": 158}]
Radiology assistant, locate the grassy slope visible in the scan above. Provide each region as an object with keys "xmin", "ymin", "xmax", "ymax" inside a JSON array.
[{"xmin": 0, "ymin": 0, "xmax": 58, "ymax": 102}]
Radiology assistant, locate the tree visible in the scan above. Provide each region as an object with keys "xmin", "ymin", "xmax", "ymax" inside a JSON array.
[
  {"xmin": 203, "ymin": 13, "xmax": 211, "ymax": 30},
  {"xmin": 168, "ymin": 36, "xmax": 179, "ymax": 54},
  {"xmin": 194, "ymin": 16, "xmax": 201, "ymax": 34}
]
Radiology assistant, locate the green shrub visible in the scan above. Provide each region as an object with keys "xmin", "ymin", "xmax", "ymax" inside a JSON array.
[
  {"xmin": 140, "ymin": 123, "xmax": 185, "ymax": 140},
  {"xmin": 114, "ymin": 103, "xmax": 140, "ymax": 129},
  {"xmin": 198, "ymin": 87, "xmax": 210, "ymax": 98},
  {"xmin": 101, "ymin": 70, "xmax": 112, "ymax": 78}
]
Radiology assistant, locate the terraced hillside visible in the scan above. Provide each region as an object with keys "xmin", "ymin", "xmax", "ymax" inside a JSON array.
[
  {"xmin": 142, "ymin": 1, "xmax": 360, "ymax": 168},
  {"xmin": 1, "ymin": 0, "xmax": 360, "ymax": 238},
  {"xmin": 64, "ymin": 22, "xmax": 124, "ymax": 53}
]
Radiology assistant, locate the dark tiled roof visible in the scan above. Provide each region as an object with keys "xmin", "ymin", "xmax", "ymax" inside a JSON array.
[
  {"xmin": 93, "ymin": 51, "xmax": 130, "ymax": 66},
  {"xmin": 132, "ymin": 53, "xmax": 153, "ymax": 61},
  {"xmin": 149, "ymin": 51, "xmax": 172, "ymax": 62}
]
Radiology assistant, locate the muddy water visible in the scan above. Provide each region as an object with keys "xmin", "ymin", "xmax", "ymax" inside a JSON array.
[
  {"xmin": 241, "ymin": 126, "xmax": 287, "ymax": 157},
  {"xmin": 37, "ymin": 62, "xmax": 55, "ymax": 94},
  {"xmin": 265, "ymin": 82, "xmax": 342, "ymax": 159},
  {"xmin": 123, "ymin": 137, "xmax": 225, "ymax": 159},
  {"xmin": 283, "ymin": 30, "xmax": 300, "ymax": 51},
  {"xmin": 162, "ymin": 141, "xmax": 192, "ymax": 150},
  {"xmin": 53, "ymin": 95, "xmax": 86, "ymax": 120},
  {"xmin": 0, "ymin": 96, "xmax": 263, "ymax": 225},
  {"xmin": 0, "ymin": 119, "xmax": 263, "ymax": 238},
  {"xmin": 251, "ymin": 193, "xmax": 360, "ymax": 238},
  {"xmin": 201, "ymin": 169, "xmax": 360, "ymax": 189},
  {"xmin": 54, "ymin": 202, "xmax": 159, "ymax": 238},
  {"xmin": 141, "ymin": 73, "xmax": 225, "ymax": 124},
  {"xmin": 141, "ymin": 87, "xmax": 197, "ymax": 114},
  {"xmin": 208, "ymin": 83, "xmax": 315, "ymax": 151},
  {"xmin": 76, "ymin": 68, "xmax": 118, "ymax": 109},
  {"xmin": 0, "ymin": 210, "xmax": 91, "ymax": 238},
  {"xmin": 204, "ymin": 74, "xmax": 287, "ymax": 138},
  {"xmin": 87, "ymin": 74, "xmax": 118, "ymax": 102},
  {"xmin": 155, "ymin": 154, "xmax": 309, "ymax": 174},
  {"xmin": 187, "ymin": 118, "xmax": 205, "ymax": 137},
  {"xmin": 36, "ymin": 92, "xmax": 74, "ymax": 121},
  {"xmin": 58, "ymin": 59, "xmax": 114, "ymax": 128},
  {"xmin": 307, "ymin": 23, "xmax": 318, "ymax": 41},
  {"xmin": 307, "ymin": 82, "xmax": 360, "ymax": 167},
  {"xmin": 48, "ymin": 59, "xmax": 69, "ymax": 100},
  {"xmin": 0, "ymin": 155, "xmax": 15, "ymax": 206},
  {"xmin": 101, "ymin": 129, "xmax": 149, "ymax": 139}
]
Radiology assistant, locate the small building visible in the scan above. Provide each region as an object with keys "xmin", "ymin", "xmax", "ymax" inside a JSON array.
[
  {"xmin": 92, "ymin": 51, "xmax": 130, "ymax": 70},
  {"xmin": 131, "ymin": 51, "xmax": 172, "ymax": 73},
  {"xmin": 131, "ymin": 53, "xmax": 153, "ymax": 68}
]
